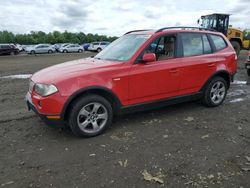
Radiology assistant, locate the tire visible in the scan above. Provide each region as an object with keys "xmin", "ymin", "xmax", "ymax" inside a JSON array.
[
  {"xmin": 231, "ymin": 41, "xmax": 240, "ymax": 57},
  {"xmin": 30, "ymin": 50, "xmax": 35, "ymax": 55},
  {"xmin": 10, "ymin": 51, "xmax": 15, "ymax": 56},
  {"xmin": 202, "ymin": 77, "xmax": 227, "ymax": 107},
  {"xmin": 68, "ymin": 95, "xmax": 113, "ymax": 137},
  {"xmin": 48, "ymin": 50, "xmax": 53, "ymax": 54},
  {"xmin": 78, "ymin": 49, "xmax": 83, "ymax": 53},
  {"xmin": 63, "ymin": 50, "xmax": 67, "ymax": 53},
  {"xmin": 247, "ymin": 69, "xmax": 250, "ymax": 77},
  {"xmin": 97, "ymin": 48, "xmax": 102, "ymax": 53}
]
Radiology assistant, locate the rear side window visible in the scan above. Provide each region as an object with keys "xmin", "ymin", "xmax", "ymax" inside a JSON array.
[
  {"xmin": 210, "ymin": 34, "xmax": 227, "ymax": 51},
  {"xmin": 1, "ymin": 45, "xmax": 10, "ymax": 49},
  {"xmin": 182, "ymin": 33, "xmax": 203, "ymax": 57}
]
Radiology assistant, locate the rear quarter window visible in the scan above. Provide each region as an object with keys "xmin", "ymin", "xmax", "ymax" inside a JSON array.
[{"xmin": 210, "ymin": 34, "xmax": 227, "ymax": 51}]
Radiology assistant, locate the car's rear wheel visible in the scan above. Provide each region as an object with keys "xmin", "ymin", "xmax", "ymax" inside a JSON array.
[
  {"xmin": 48, "ymin": 50, "xmax": 53, "ymax": 54},
  {"xmin": 63, "ymin": 50, "xmax": 67, "ymax": 53},
  {"xmin": 97, "ymin": 48, "xmax": 102, "ymax": 53},
  {"xmin": 78, "ymin": 49, "xmax": 83, "ymax": 53},
  {"xmin": 68, "ymin": 95, "xmax": 113, "ymax": 137},
  {"xmin": 247, "ymin": 69, "xmax": 250, "ymax": 77},
  {"xmin": 30, "ymin": 50, "xmax": 35, "ymax": 55},
  {"xmin": 202, "ymin": 77, "xmax": 227, "ymax": 107},
  {"xmin": 10, "ymin": 51, "xmax": 15, "ymax": 55}
]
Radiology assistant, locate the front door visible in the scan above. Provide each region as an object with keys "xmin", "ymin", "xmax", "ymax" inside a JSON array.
[{"xmin": 128, "ymin": 34, "xmax": 183, "ymax": 105}]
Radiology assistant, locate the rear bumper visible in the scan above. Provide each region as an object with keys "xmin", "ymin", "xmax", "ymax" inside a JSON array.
[{"xmin": 26, "ymin": 93, "xmax": 64, "ymax": 127}]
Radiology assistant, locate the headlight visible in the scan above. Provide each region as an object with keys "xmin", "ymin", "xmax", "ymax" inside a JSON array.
[{"xmin": 34, "ymin": 83, "xmax": 58, "ymax": 97}]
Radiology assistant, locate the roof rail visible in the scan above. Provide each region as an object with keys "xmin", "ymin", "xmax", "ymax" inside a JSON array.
[
  {"xmin": 156, "ymin": 27, "xmax": 216, "ymax": 33},
  {"xmin": 124, "ymin": 29, "xmax": 152, "ymax": 35}
]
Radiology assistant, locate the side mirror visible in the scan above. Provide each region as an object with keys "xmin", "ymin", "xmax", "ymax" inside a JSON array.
[{"xmin": 142, "ymin": 53, "xmax": 156, "ymax": 63}]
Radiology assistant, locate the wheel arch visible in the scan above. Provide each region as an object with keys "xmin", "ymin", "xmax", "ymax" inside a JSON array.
[
  {"xmin": 230, "ymin": 38, "xmax": 242, "ymax": 48},
  {"xmin": 200, "ymin": 70, "xmax": 231, "ymax": 92},
  {"xmin": 62, "ymin": 86, "xmax": 122, "ymax": 121}
]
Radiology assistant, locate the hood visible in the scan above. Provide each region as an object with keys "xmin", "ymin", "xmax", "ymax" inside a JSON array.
[{"xmin": 31, "ymin": 58, "xmax": 122, "ymax": 84}]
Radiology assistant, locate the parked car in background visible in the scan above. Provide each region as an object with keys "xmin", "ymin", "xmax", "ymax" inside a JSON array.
[
  {"xmin": 88, "ymin": 41, "xmax": 110, "ymax": 52},
  {"xmin": 82, "ymin": 43, "xmax": 90, "ymax": 51},
  {"xmin": 22, "ymin": 45, "xmax": 34, "ymax": 52},
  {"xmin": 59, "ymin": 44, "xmax": 84, "ymax": 53},
  {"xmin": 246, "ymin": 51, "xmax": 250, "ymax": 76},
  {"xmin": 0, "ymin": 44, "xmax": 19, "ymax": 55},
  {"xmin": 26, "ymin": 44, "xmax": 55, "ymax": 54}
]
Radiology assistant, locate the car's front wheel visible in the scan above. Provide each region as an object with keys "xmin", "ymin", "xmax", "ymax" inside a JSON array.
[
  {"xmin": 68, "ymin": 95, "xmax": 113, "ymax": 137},
  {"xmin": 202, "ymin": 77, "xmax": 227, "ymax": 107},
  {"xmin": 78, "ymin": 49, "xmax": 83, "ymax": 53}
]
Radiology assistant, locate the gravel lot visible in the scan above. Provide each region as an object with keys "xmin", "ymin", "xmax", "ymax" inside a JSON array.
[{"xmin": 0, "ymin": 51, "xmax": 250, "ymax": 187}]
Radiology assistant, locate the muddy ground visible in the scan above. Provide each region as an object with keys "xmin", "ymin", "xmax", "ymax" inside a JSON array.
[{"xmin": 0, "ymin": 51, "xmax": 250, "ymax": 188}]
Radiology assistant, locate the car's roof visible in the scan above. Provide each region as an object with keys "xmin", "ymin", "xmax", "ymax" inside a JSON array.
[{"xmin": 126, "ymin": 28, "xmax": 223, "ymax": 36}]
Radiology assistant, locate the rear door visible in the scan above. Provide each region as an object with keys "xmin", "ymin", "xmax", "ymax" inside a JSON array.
[
  {"xmin": 178, "ymin": 32, "xmax": 216, "ymax": 95},
  {"xmin": 93, "ymin": 42, "xmax": 99, "ymax": 50},
  {"xmin": 35, "ymin": 45, "xmax": 43, "ymax": 53}
]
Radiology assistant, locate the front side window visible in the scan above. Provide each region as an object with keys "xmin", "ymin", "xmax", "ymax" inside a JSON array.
[
  {"xmin": 95, "ymin": 34, "xmax": 151, "ymax": 61},
  {"xmin": 143, "ymin": 35, "xmax": 176, "ymax": 61},
  {"xmin": 210, "ymin": 34, "xmax": 227, "ymax": 51}
]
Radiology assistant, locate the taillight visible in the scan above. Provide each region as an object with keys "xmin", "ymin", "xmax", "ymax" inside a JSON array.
[
  {"xmin": 234, "ymin": 52, "xmax": 237, "ymax": 60},
  {"xmin": 247, "ymin": 51, "xmax": 250, "ymax": 62}
]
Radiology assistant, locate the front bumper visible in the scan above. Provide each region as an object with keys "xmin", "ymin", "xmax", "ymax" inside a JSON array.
[{"xmin": 26, "ymin": 93, "xmax": 64, "ymax": 127}]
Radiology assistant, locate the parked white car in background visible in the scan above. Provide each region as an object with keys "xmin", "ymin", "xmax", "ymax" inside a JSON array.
[
  {"xmin": 59, "ymin": 44, "xmax": 84, "ymax": 53},
  {"xmin": 26, "ymin": 44, "xmax": 55, "ymax": 54},
  {"xmin": 88, "ymin": 41, "xmax": 110, "ymax": 52}
]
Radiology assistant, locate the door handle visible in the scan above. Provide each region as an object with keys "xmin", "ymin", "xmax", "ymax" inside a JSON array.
[
  {"xmin": 169, "ymin": 68, "xmax": 178, "ymax": 73},
  {"xmin": 208, "ymin": 63, "xmax": 215, "ymax": 67}
]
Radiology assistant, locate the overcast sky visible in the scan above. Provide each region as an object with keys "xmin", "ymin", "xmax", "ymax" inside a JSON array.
[{"xmin": 0, "ymin": 0, "xmax": 249, "ymax": 36}]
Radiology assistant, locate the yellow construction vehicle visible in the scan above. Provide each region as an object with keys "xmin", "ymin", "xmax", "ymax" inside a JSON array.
[{"xmin": 199, "ymin": 13, "xmax": 250, "ymax": 56}]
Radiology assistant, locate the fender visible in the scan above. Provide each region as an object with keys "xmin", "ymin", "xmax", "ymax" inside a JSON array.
[
  {"xmin": 200, "ymin": 70, "xmax": 231, "ymax": 92},
  {"xmin": 61, "ymin": 86, "xmax": 122, "ymax": 118}
]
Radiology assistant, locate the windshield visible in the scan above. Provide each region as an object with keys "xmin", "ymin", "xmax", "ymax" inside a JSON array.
[{"xmin": 94, "ymin": 34, "xmax": 151, "ymax": 61}]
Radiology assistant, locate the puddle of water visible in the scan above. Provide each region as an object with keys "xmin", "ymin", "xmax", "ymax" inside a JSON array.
[
  {"xmin": 229, "ymin": 98, "xmax": 244, "ymax": 103},
  {"xmin": 0, "ymin": 74, "xmax": 32, "ymax": 79},
  {"xmin": 232, "ymin": 80, "xmax": 247, "ymax": 85},
  {"xmin": 227, "ymin": 89, "xmax": 246, "ymax": 97}
]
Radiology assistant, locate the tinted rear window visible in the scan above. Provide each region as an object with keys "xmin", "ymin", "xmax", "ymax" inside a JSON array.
[
  {"xmin": 1, "ymin": 45, "xmax": 10, "ymax": 49},
  {"xmin": 210, "ymin": 34, "xmax": 227, "ymax": 51}
]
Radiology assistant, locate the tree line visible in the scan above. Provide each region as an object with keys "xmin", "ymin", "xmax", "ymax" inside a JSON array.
[{"xmin": 0, "ymin": 30, "xmax": 118, "ymax": 45}]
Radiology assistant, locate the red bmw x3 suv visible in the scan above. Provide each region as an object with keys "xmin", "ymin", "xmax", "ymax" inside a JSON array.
[{"xmin": 26, "ymin": 27, "xmax": 237, "ymax": 137}]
